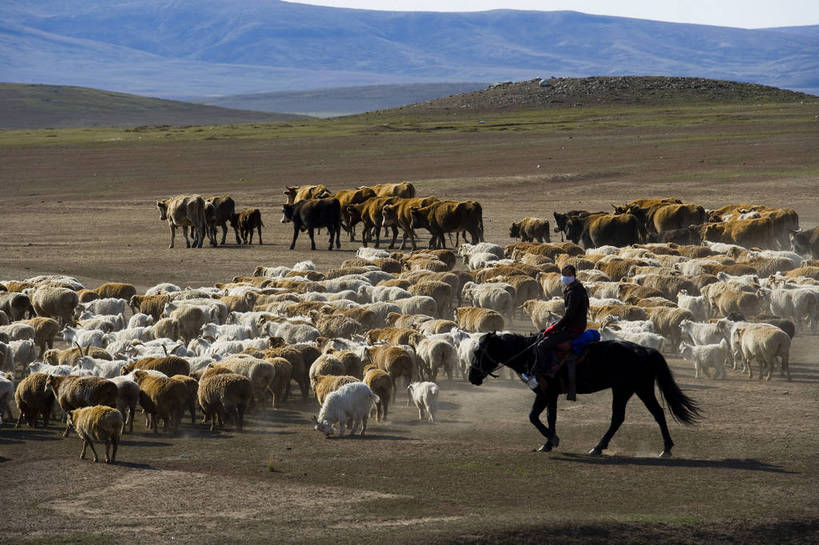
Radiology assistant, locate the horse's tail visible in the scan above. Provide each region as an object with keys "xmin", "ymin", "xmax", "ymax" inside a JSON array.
[{"xmin": 650, "ymin": 348, "xmax": 702, "ymax": 425}]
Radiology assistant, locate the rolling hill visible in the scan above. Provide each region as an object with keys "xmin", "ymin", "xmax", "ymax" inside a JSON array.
[
  {"xmin": 0, "ymin": 84, "xmax": 309, "ymax": 129},
  {"xmin": 1, "ymin": 1, "xmax": 817, "ymax": 98}
]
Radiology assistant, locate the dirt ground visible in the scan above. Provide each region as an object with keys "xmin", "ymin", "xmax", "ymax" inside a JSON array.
[{"xmin": 1, "ymin": 103, "xmax": 819, "ymax": 544}]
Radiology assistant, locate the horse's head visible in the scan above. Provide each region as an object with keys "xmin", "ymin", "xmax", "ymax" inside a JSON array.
[{"xmin": 468, "ymin": 332, "xmax": 496, "ymax": 386}]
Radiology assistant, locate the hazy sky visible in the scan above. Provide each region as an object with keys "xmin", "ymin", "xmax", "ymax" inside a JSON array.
[{"xmin": 290, "ymin": 1, "xmax": 819, "ymax": 29}]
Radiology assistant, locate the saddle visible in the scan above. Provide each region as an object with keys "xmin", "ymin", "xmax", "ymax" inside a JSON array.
[{"xmin": 545, "ymin": 329, "xmax": 600, "ymax": 400}]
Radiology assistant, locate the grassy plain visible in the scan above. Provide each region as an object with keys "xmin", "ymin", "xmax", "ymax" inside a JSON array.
[{"xmin": 1, "ymin": 100, "xmax": 818, "ymax": 544}]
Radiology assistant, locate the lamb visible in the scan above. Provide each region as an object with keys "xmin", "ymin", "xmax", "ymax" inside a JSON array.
[
  {"xmin": 108, "ymin": 375, "xmax": 140, "ymax": 433},
  {"xmin": 44, "ymin": 374, "xmax": 119, "ymax": 437},
  {"xmin": 131, "ymin": 370, "xmax": 188, "ymax": 433},
  {"xmin": 312, "ymin": 381, "xmax": 379, "ymax": 437},
  {"xmin": 679, "ymin": 340, "xmax": 728, "ymax": 379},
  {"xmin": 14, "ymin": 372, "xmax": 54, "ymax": 428},
  {"xmin": 313, "ymin": 374, "xmax": 360, "ymax": 405},
  {"xmin": 363, "ymin": 368, "xmax": 393, "ymax": 422},
  {"xmin": 735, "ymin": 325, "xmax": 791, "ymax": 381},
  {"xmin": 197, "ymin": 368, "xmax": 252, "ymax": 432},
  {"xmin": 407, "ymin": 381, "xmax": 440, "ymax": 423},
  {"xmin": 70, "ymin": 405, "xmax": 124, "ymax": 463},
  {"xmin": 30, "ymin": 286, "xmax": 79, "ymax": 327},
  {"xmin": 454, "ymin": 307, "xmax": 505, "ymax": 333}
]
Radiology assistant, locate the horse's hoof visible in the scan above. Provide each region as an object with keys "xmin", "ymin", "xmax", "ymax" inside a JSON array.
[
  {"xmin": 552, "ymin": 435, "xmax": 560, "ymax": 448},
  {"xmin": 659, "ymin": 450, "xmax": 672, "ymax": 458},
  {"xmin": 588, "ymin": 447, "xmax": 603, "ymax": 456},
  {"xmin": 536, "ymin": 442, "xmax": 553, "ymax": 452}
]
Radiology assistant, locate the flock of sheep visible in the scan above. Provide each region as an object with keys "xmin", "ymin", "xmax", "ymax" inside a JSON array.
[{"xmin": 2, "ymin": 195, "xmax": 818, "ymax": 463}]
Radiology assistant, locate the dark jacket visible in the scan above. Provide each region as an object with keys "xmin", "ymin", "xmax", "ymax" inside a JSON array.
[{"xmin": 555, "ymin": 280, "xmax": 589, "ymax": 333}]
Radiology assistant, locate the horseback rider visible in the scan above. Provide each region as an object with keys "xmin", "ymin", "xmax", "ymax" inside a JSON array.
[{"xmin": 524, "ymin": 264, "xmax": 589, "ymax": 391}]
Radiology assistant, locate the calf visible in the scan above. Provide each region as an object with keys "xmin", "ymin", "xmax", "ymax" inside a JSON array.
[{"xmin": 230, "ymin": 208, "xmax": 264, "ymax": 245}]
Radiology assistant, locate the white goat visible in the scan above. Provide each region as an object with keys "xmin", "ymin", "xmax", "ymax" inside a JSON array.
[
  {"xmin": 312, "ymin": 381, "xmax": 379, "ymax": 437},
  {"xmin": 408, "ymin": 381, "xmax": 440, "ymax": 423}
]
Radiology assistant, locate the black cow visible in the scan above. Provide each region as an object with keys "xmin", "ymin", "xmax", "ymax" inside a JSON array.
[
  {"xmin": 646, "ymin": 225, "xmax": 703, "ymax": 245},
  {"xmin": 205, "ymin": 195, "xmax": 240, "ymax": 246},
  {"xmin": 229, "ymin": 208, "xmax": 264, "ymax": 245},
  {"xmin": 553, "ymin": 210, "xmax": 604, "ymax": 241},
  {"xmin": 790, "ymin": 227, "xmax": 819, "ymax": 259},
  {"xmin": 281, "ymin": 198, "xmax": 342, "ymax": 250},
  {"xmin": 564, "ymin": 213, "xmax": 641, "ymax": 249}
]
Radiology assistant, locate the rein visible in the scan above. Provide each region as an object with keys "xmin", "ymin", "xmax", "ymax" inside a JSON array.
[{"xmin": 472, "ymin": 336, "xmax": 540, "ymax": 379}]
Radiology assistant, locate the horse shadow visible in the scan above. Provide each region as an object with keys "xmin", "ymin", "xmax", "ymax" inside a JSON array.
[
  {"xmin": 110, "ymin": 461, "xmax": 158, "ymax": 470},
  {"xmin": 555, "ymin": 453, "xmax": 794, "ymax": 473},
  {"xmin": 120, "ymin": 439, "xmax": 173, "ymax": 447},
  {"xmin": 0, "ymin": 428, "xmax": 62, "ymax": 443}
]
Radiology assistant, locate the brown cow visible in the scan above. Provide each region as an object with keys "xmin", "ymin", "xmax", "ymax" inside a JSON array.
[
  {"xmin": 156, "ymin": 195, "xmax": 208, "ymax": 248},
  {"xmin": 362, "ymin": 182, "xmax": 416, "ymax": 199},
  {"xmin": 509, "ymin": 217, "xmax": 551, "ymax": 242},
  {"xmin": 283, "ymin": 185, "xmax": 331, "ymax": 204},
  {"xmin": 381, "ymin": 196, "xmax": 440, "ymax": 250},
  {"xmin": 692, "ymin": 217, "xmax": 777, "ymax": 249},
  {"xmin": 342, "ymin": 197, "xmax": 397, "ymax": 247},
  {"xmin": 634, "ymin": 203, "xmax": 707, "ymax": 234},
  {"xmin": 564, "ymin": 213, "xmax": 642, "ymax": 249},
  {"xmin": 790, "ymin": 226, "xmax": 819, "ymax": 258},
  {"xmin": 204, "ymin": 195, "xmax": 241, "ymax": 246},
  {"xmin": 410, "ymin": 201, "xmax": 483, "ymax": 249},
  {"xmin": 612, "ymin": 197, "xmax": 681, "ymax": 215},
  {"xmin": 229, "ymin": 208, "xmax": 264, "ymax": 245},
  {"xmin": 334, "ymin": 187, "xmax": 377, "ymax": 241}
]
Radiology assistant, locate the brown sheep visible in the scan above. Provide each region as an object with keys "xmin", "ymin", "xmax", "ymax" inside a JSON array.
[
  {"xmin": 373, "ymin": 258, "xmax": 403, "ymax": 274},
  {"xmin": 418, "ymin": 319, "xmax": 459, "ymax": 335},
  {"xmin": 129, "ymin": 295, "xmax": 170, "ymax": 321},
  {"xmin": 386, "ymin": 313, "xmax": 433, "ymax": 330},
  {"xmin": 595, "ymin": 258, "xmax": 645, "ymax": 282},
  {"xmin": 454, "ymin": 306, "xmax": 504, "ymax": 333},
  {"xmin": 14, "ymin": 372, "xmax": 54, "ymax": 428},
  {"xmin": 45, "ymin": 375, "xmax": 118, "ymax": 437},
  {"xmin": 70, "ymin": 405, "xmax": 123, "ymax": 463},
  {"xmin": 645, "ymin": 307, "xmax": 696, "ymax": 351},
  {"xmin": 265, "ymin": 344, "xmax": 316, "ymax": 400},
  {"xmin": 266, "ymin": 357, "xmax": 293, "ymax": 407},
  {"xmin": 220, "ymin": 294, "xmax": 255, "ymax": 313},
  {"xmin": 589, "ymin": 304, "xmax": 647, "ymax": 323},
  {"xmin": 214, "ymin": 355, "xmax": 276, "ymax": 408},
  {"xmin": 785, "ymin": 266, "xmax": 819, "ymax": 280},
  {"xmin": 637, "ymin": 274, "xmax": 699, "ymax": 299},
  {"xmin": 312, "ymin": 313, "xmax": 364, "ymax": 338},
  {"xmin": 44, "ymin": 345, "xmax": 112, "ymax": 366},
  {"xmin": 121, "ymin": 356, "xmax": 190, "ymax": 378},
  {"xmin": 308, "ymin": 354, "xmax": 346, "ymax": 390},
  {"xmin": 23, "ymin": 317, "xmax": 60, "ymax": 357},
  {"xmin": 286, "ymin": 301, "xmax": 332, "ymax": 317},
  {"xmin": 331, "ymin": 306, "xmax": 382, "ymax": 330},
  {"xmin": 131, "ymin": 370, "xmax": 188, "ymax": 433},
  {"xmin": 364, "ymin": 368, "xmax": 393, "ymax": 422},
  {"xmin": 170, "ymin": 375, "xmax": 199, "ymax": 425},
  {"xmin": 95, "ymin": 282, "xmax": 137, "ymax": 301},
  {"xmin": 365, "ymin": 327, "xmax": 422, "ymax": 346},
  {"xmin": 618, "ymin": 284, "xmax": 666, "ymax": 302},
  {"xmin": 409, "ymin": 280, "xmax": 455, "ymax": 318},
  {"xmin": 363, "ymin": 345, "xmax": 415, "ymax": 397},
  {"xmin": 77, "ymin": 289, "xmax": 100, "ymax": 303},
  {"xmin": 197, "ymin": 372, "xmax": 252, "ymax": 432},
  {"xmin": 313, "ymin": 374, "xmax": 359, "ymax": 405}
]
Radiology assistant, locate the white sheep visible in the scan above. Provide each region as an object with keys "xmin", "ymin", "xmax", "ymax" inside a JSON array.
[
  {"xmin": 78, "ymin": 314, "xmax": 125, "ymax": 333},
  {"xmin": 356, "ymin": 247, "xmax": 391, "ymax": 260},
  {"xmin": 408, "ymin": 381, "xmax": 440, "ymax": 423},
  {"xmin": 62, "ymin": 326, "xmax": 110, "ymax": 348},
  {"xmin": 75, "ymin": 356, "xmax": 126, "ymax": 379},
  {"xmin": 0, "ymin": 323, "xmax": 36, "ymax": 342},
  {"xmin": 10, "ymin": 339, "xmax": 37, "ymax": 369},
  {"xmin": 679, "ymin": 340, "xmax": 728, "ymax": 379},
  {"xmin": 358, "ymin": 285, "xmax": 412, "ymax": 303},
  {"xmin": 112, "ymin": 326, "xmax": 155, "ymax": 343},
  {"xmin": 735, "ymin": 324, "xmax": 791, "ymax": 381},
  {"xmin": 128, "ymin": 313, "xmax": 155, "ymax": 328},
  {"xmin": 82, "ymin": 297, "xmax": 129, "ymax": 317},
  {"xmin": 0, "ymin": 342, "xmax": 13, "ymax": 373},
  {"xmin": 679, "ymin": 319, "xmax": 723, "ymax": 346},
  {"xmin": 467, "ymin": 252, "xmax": 501, "ymax": 270},
  {"xmin": 145, "ymin": 282, "xmax": 181, "ymax": 296},
  {"xmin": 312, "ymin": 381, "xmax": 379, "ymax": 437},
  {"xmin": 415, "ymin": 338, "xmax": 458, "ymax": 381},
  {"xmin": 677, "ymin": 290, "xmax": 709, "ymax": 321},
  {"xmin": 392, "ymin": 295, "xmax": 438, "ymax": 316},
  {"xmin": 28, "ymin": 361, "xmax": 75, "ymax": 376},
  {"xmin": 200, "ymin": 323, "xmax": 253, "ymax": 341},
  {"xmin": 461, "ymin": 282, "xmax": 514, "ymax": 317},
  {"xmin": 458, "ymin": 242, "xmax": 505, "ymax": 260},
  {"xmin": 0, "ymin": 371, "xmax": 13, "ymax": 426}
]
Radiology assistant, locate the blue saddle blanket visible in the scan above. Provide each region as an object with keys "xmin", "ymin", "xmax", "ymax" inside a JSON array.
[{"xmin": 571, "ymin": 329, "xmax": 600, "ymax": 354}]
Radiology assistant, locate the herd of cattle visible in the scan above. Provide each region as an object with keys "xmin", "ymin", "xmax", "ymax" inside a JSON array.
[
  {"xmin": 1, "ymin": 195, "xmax": 818, "ymax": 462},
  {"xmin": 156, "ymin": 182, "xmax": 485, "ymax": 252}
]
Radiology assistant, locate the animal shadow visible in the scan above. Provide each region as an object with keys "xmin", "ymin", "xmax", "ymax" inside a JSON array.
[{"xmin": 556, "ymin": 453, "xmax": 794, "ymax": 473}]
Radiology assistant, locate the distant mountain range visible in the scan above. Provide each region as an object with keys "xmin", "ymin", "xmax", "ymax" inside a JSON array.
[{"xmin": 2, "ymin": 1, "xmax": 818, "ymax": 99}]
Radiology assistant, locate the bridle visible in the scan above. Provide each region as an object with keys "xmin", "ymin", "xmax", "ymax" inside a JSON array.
[{"xmin": 470, "ymin": 335, "xmax": 541, "ymax": 380}]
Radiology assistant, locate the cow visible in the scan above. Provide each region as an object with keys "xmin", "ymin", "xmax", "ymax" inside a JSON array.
[
  {"xmin": 646, "ymin": 226, "xmax": 703, "ymax": 245},
  {"xmin": 229, "ymin": 208, "xmax": 264, "ymax": 245},
  {"xmin": 612, "ymin": 197, "xmax": 682, "ymax": 215},
  {"xmin": 758, "ymin": 208, "xmax": 799, "ymax": 249},
  {"xmin": 692, "ymin": 217, "xmax": 777, "ymax": 250},
  {"xmin": 790, "ymin": 226, "xmax": 819, "ymax": 259},
  {"xmin": 204, "ymin": 195, "xmax": 241, "ymax": 246},
  {"xmin": 410, "ymin": 201, "xmax": 483, "ymax": 249},
  {"xmin": 381, "ymin": 197, "xmax": 440, "ymax": 250},
  {"xmin": 706, "ymin": 203, "xmax": 764, "ymax": 222},
  {"xmin": 281, "ymin": 198, "xmax": 342, "ymax": 251},
  {"xmin": 553, "ymin": 210, "xmax": 605, "ymax": 241},
  {"xmin": 342, "ymin": 197, "xmax": 397, "ymax": 248},
  {"xmin": 333, "ymin": 187, "xmax": 377, "ymax": 241},
  {"xmin": 509, "ymin": 217, "xmax": 550, "ymax": 242},
  {"xmin": 284, "ymin": 185, "xmax": 332, "ymax": 204},
  {"xmin": 156, "ymin": 195, "xmax": 208, "ymax": 249},
  {"xmin": 564, "ymin": 213, "xmax": 642, "ymax": 249},
  {"xmin": 361, "ymin": 182, "xmax": 416, "ymax": 199},
  {"xmin": 631, "ymin": 203, "xmax": 707, "ymax": 234}
]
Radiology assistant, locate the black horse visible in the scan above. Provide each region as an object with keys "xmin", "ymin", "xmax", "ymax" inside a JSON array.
[{"xmin": 468, "ymin": 332, "xmax": 701, "ymax": 457}]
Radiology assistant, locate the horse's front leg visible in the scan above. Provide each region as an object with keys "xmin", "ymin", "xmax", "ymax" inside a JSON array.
[
  {"xmin": 529, "ymin": 392, "xmax": 560, "ymax": 452},
  {"xmin": 589, "ymin": 389, "xmax": 633, "ymax": 456}
]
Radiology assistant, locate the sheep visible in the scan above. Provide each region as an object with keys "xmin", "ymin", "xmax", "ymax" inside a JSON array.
[
  {"xmin": 358, "ymin": 285, "xmax": 412, "ymax": 303},
  {"xmin": 0, "ymin": 371, "xmax": 14, "ymax": 425},
  {"xmin": 521, "ymin": 299, "xmax": 563, "ymax": 330},
  {"xmin": 170, "ymin": 374, "xmax": 199, "ymax": 425},
  {"xmin": 0, "ymin": 292, "xmax": 33, "ymax": 321},
  {"xmin": 408, "ymin": 280, "xmax": 455, "ymax": 318},
  {"xmin": 44, "ymin": 374, "xmax": 119, "ymax": 437},
  {"xmin": 168, "ymin": 305, "xmax": 209, "ymax": 344},
  {"xmin": 130, "ymin": 295, "xmax": 171, "ymax": 321},
  {"xmin": 70, "ymin": 405, "xmax": 124, "ymax": 463},
  {"xmin": 454, "ymin": 307, "xmax": 504, "ymax": 333},
  {"xmin": 77, "ymin": 314, "xmax": 125, "ymax": 333},
  {"xmin": 0, "ymin": 310, "xmax": 7, "ymax": 326},
  {"xmin": 458, "ymin": 242, "xmax": 505, "ymax": 260},
  {"xmin": 121, "ymin": 356, "xmax": 190, "ymax": 378},
  {"xmin": 214, "ymin": 355, "xmax": 276, "ymax": 407},
  {"xmin": 30, "ymin": 286, "xmax": 79, "ymax": 327},
  {"xmin": 312, "ymin": 313, "xmax": 364, "ymax": 339},
  {"xmin": 126, "ymin": 313, "xmax": 154, "ymax": 329},
  {"xmin": 146, "ymin": 282, "xmax": 181, "ymax": 296},
  {"xmin": 94, "ymin": 282, "xmax": 137, "ymax": 301},
  {"xmin": 312, "ymin": 381, "xmax": 379, "ymax": 437},
  {"xmin": 265, "ymin": 345, "xmax": 312, "ymax": 401},
  {"xmin": 28, "ymin": 361, "xmax": 75, "ymax": 376},
  {"xmin": 392, "ymin": 295, "xmax": 438, "ymax": 316},
  {"xmin": 111, "ymin": 326, "xmax": 155, "ymax": 344},
  {"xmin": 152, "ymin": 317, "xmax": 180, "ymax": 341},
  {"xmin": 0, "ymin": 342, "xmax": 14, "ymax": 374},
  {"xmin": 677, "ymin": 290, "xmax": 709, "ymax": 321},
  {"xmin": 309, "ymin": 354, "xmax": 346, "ymax": 389},
  {"xmin": 679, "ymin": 319, "xmax": 723, "ymax": 346},
  {"xmin": 313, "ymin": 374, "xmax": 360, "ymax": 405},
  {"xmin": 266, "ymin": 357, "xmax": 293, "ymax": 407},
  {"xmin": 0, "ymin": 323, "xmax": 35, "ymax": 342},
  {"xmin": 82, "ymin": 297, "xmax": 129, "ymax": 317},
  {"xmin": 363, "ymin": 368, "xmax": 393, "ymax": 422},
  {"xmin": 362, "ymin": 345, "xmax": 415, "ymax": 396},
  {"xmin": 14, "ymin": 372, "xmax": 54, "ymax": 428},
  {"xmin": 462, "ymin": 281, "xmax": 514, "ymax": 318},
  {"xmin": 417, "ymin": 319, "xmax": 459, "ymax": 336},
  {"xmin": 200, "ymin": 323, "xmax": 253, "ymax": 341},
  {"xmin": 62, "ymin": 326, "xmax": 110, "ymax": 348},
  {"xmin": 644, "ymin": 307, "xmax": 695, "ymax": 352},
  {"xmin": 107, "ymin": 375, "xmax": 140, "ymax": 433},
  {"xmin": 679, "ymin": 340, "xmax": 728, "ymax": 379},
  {"xmin": 599, "ymin": 323, "xmax": 666, "ymax": 351},
  {"xmin": 76, "ymin": 356, "xmax": 126, "ymax": 378},
  {"xmin": 43, "ymin": 345, "xmax": 113, "ymax": 367},
  {"xmin": 131, "ymin": 370, "xmax": 188, "ymax": 433},
  {"xmin": 10, "ymin": 339, "xmax": 37, "ymax": 370},
  {"xmin": 407, "ymin": 381, "xmax": 440, "ymax": 423},
  {"xmin": 365, "ymin": 327, "xmax": 422, "ymax": 347},
  {"xmin": 197, "ymin": 369, "xmax": 252, "ymax": 432},
  {"xmin": 268, "ymin": 320, "xmax": 322, "ymax": 344},
  {"xmin": 415, "ymin": 337, "xmax": 458, "ymax": 381},
  {"xmin": 361, "ymin": 302, "xmax": 402, "ymax": 328},
  {"xmin": 735, "ymin": 325, "xmax": 791, "ymax": 381}
]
